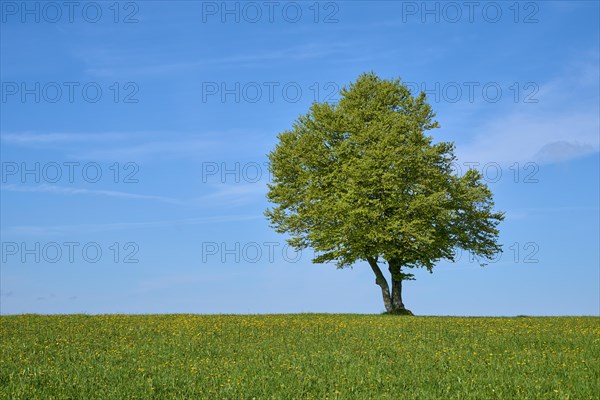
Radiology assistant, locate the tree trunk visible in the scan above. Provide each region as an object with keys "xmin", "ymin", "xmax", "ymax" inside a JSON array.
[
  {"xmin": 367, "ymin": 257, "xmax": 392, "ymax": 313},
  {"xmin": 391, "ymin": 279, "xmax": 405, "ymax": 310},
  {"xmin": 388, "ymin": 259, "xmax": 413, "ymax": 315}
]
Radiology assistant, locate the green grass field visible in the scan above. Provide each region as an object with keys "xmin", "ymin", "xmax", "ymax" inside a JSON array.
[{"xmin": 1, "ymin": 315, "xmax": 598, "ymax": 399}]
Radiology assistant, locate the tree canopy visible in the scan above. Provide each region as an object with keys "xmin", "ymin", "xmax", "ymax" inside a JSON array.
[{"xmin": 265, "ymin": 72, "xmax": 504, "ymax": 314}]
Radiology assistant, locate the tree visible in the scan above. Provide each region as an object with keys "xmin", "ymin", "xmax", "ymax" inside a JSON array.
[{"xmin": 265, "ymin": 72, "xmax": 504, "ymax": 315}]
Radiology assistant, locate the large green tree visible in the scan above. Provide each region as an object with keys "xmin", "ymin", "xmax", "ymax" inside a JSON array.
[{"xmin": 265, "ymin": 73, "xmax": 504, "ymax": 314}]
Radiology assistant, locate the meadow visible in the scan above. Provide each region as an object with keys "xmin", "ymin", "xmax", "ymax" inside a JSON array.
[{"xmin": 1, "ymin": 314, "xmax": 598, "ymax": 399}]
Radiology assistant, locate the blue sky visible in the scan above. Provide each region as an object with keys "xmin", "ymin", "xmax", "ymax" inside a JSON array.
[{"xmin": 1, "ymin": 1, "xmax": 598, "ymax": 316}]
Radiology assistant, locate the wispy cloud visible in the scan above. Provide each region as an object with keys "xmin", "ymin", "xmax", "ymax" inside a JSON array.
[
  {"xmin": 456, "ymin": 111, "xmax": 599, "ymax": 165},
  {"xmin": 1, "ymin": 132, "xmax": 130, "ymax": 145},
  {"xmin": 3, "ymin": 181, "xmax": 268, "ymax": 206},
  {"xmin": 200, "ymin": 183, "xmax": 268, "ymax": 206},
  {"xmin": 534, "ymin": 141, "xmax": 597, "ymax": 164},
  {"xmin": 1, "ymin": 184, "xmax": 185, "ymax": 205},
  {"xmin": 456, "ymin": 55, "xmax": 600, "ymax": 166},
  {"xmin": 1, "ymin": 130, "xmax": 267, "ymax": 161},
  {"xmin": 505, "ymin": 206, "xmax": 600, "ymax": 221},
  {"xmin": 83, "ymin": 42, "xmax": 359, "ymax": 77},
  {"xmin": 77, "ymin": 137, "xmax": 219, "ymax": 160},
  {"xmin": 135, "ymin": 273, "xmax": 230, "ymax": 292},
  {"xmin": 1, "ymin": 214, "xmax": 263, "ymax": 236}
]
